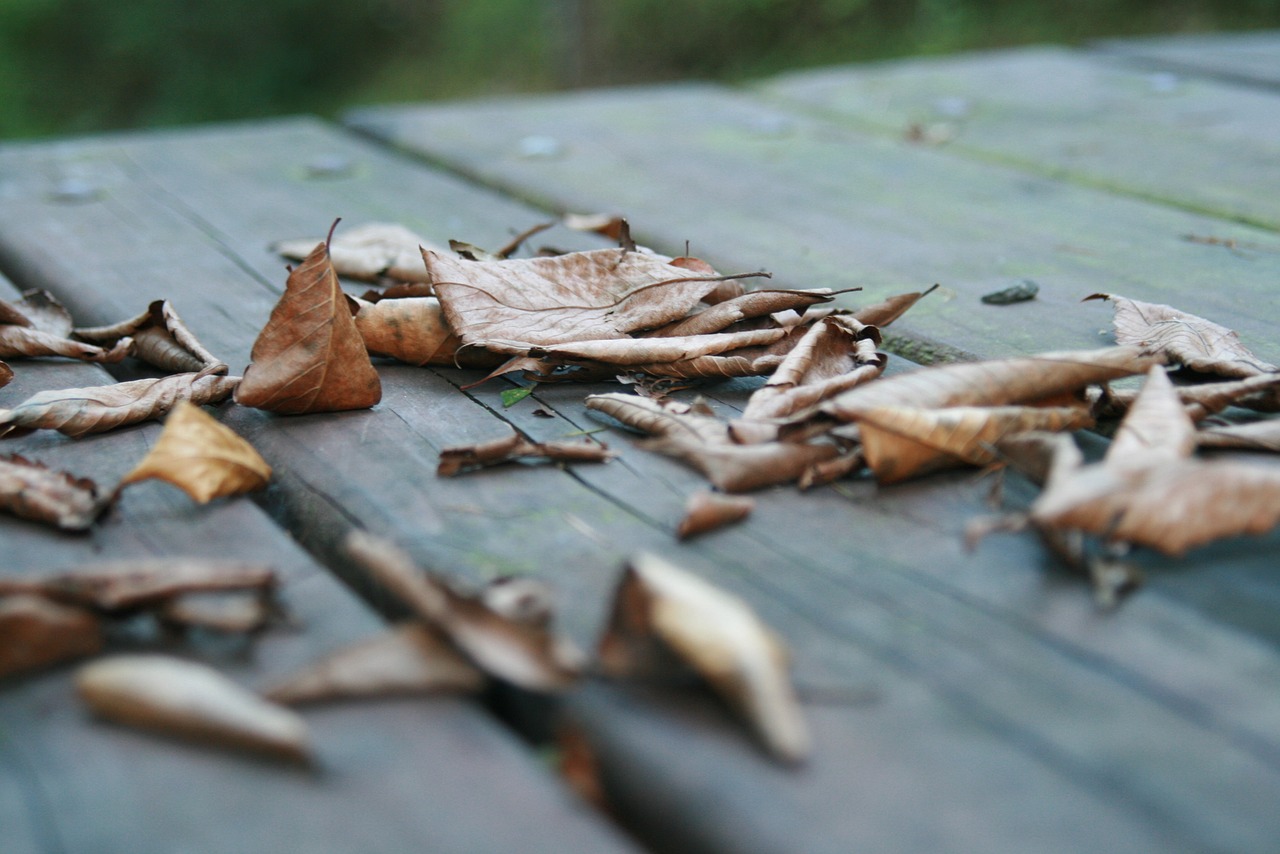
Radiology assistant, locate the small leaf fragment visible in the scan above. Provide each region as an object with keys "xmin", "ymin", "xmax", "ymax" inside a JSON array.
[
  {"xmin": 274, "ymin": 222, "xmax": 440, "ymax": 282},
  {"xmin": 0, "ymin": 454, "xmax": 106, "ymax": 530},
  {"xmin": 676, "ymin": 491, "xmax": 755, "ymax": 539},
  {"xmin": 264, "ymin": 623, "xmax": 484, "ymax": 704},
  {"xmin": 0, "ymin": 559, "xmax": 275, "ymax": 611},
  {"xmin": 119, "ymin": 401, "xmax": 271, "ymax": 503},
  {"xmin": 77, "ymin": 655, "xmax": 310, "ymax": 762},
  {"xmin": 599, "ymin": 553, "xmax": 810, "ymax": 762},
  {"xmin": 437, "ymin": 431, "xmax": 613, "ymax": 477},
  {"xmin": 0, "ymin": 594, "xmax": 103, "ymax": 679}
]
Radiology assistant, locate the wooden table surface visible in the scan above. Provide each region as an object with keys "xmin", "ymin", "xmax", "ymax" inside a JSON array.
[{"xmin": 3, "ymin": 32, "xmax": 1280, "ymax": 854}]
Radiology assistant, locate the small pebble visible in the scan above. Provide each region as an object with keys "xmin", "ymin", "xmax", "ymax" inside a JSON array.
[{"xmin": 981, "ymin": 279, "xmax": 1039, "ymax": 305}]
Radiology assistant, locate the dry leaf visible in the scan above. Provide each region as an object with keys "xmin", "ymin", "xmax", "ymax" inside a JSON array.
[
  {"xmin": 274, "ymin": 222, "xmax": 439, "ymax": 282},
  {"xmin": 741, "ymin": 316, "xmax": 886, "ymax": 422},
  {"xmin": 437, "ymin": 431, "xmax": 614, "ymax": 476},
  {"xmin": 1086, "ymin": 293, "xmax": 1277, "ymax": 378},
  {"xmin": 0, "ymin": 360, "xmax": 11, "ymax": 389},
  {"xmin": 534, "ymin": 327, "xmax": 788, "ymax": 366},
  {"xmin": 158, "ymin": 591, "xmax": 273, "ymax": 634},
  {"xmin": 74, "ymin": 300, "xmax": 225, "ymax": 374},
  {"xmin": 235, "ymin": 223, "xmax": 382, "ymax": 414},
  {"xmin": 587, "ymin": 393, "xmax": 838, "ymax": 492},
  {"xmin": 1197, "ymin": 419, "xmax": 1280, "ymax": 452},
  {"xmin": 822, "ymin": 346, "xmax": 1160, "ymax": 422},
  {"xmin": 351, "ymin": 296, "xmax": 489, "ymax": 367},
  {"xmin": 1087, "ymin": 372, "xmax": 1280, "ymax": 419},
  {"xmin": 851, "ymin": 284, "xmax": 938, "ymax": 327},
  {"xmin": 77, "ymin": 655, "xmax": 310, "ymax": 762},
  {"xmin": 858, "ymin": 405, "xmax": 1095, "ymax": 484},
  {"xmin": 0, "ymin": 290, "xmax": 129, "ymax": 363},
  {"xmin": 264, "ymin": 623, "xmax": 484, "ymax": 704},
  {"xmin": 1104, "ymin": 366, "xmax": 1195, "ymax": 471},
  {"xmin": 676, "ymin": 491, "xmax": 755, "ymax": 539},
  {"xmin": 426, "ymin": 247, "xmax": 737, "ymax": 350},
  {"xmin": 344, "ymin": 532, "xmax": 580, "ymax": 691},
  {"xmin": 599, "ymin": 553, "xmax": 809, "ymax": 763},
  {"xmin": 0, "ymin": 454, "xmax": 106, "ymax": 530},
  {"xmin": 0, "ymin": 372, "xmax": 239, "ymax": 439},
  {"xmin": 0, "ymin": 594, "xmax": 103, "ymax": 678},
  {"xmin": 653, "ymin": 289, "xmax": 837, "ymax": 337},
  {"xmin": 119, "ymin": 401, "xmax": 271, "ymax": 503},
  {"xmin": 0, "ymin": 559, "xmax": 275, "ymax": 611}
]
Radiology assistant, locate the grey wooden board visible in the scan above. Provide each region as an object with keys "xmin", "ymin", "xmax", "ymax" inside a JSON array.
[
  {"xmin": 1097, "ymin": 29, "xmax": 1280, "ymax": 89},
  {"xmin": 346, "ymin": 85, "xmax": 1280, "ymax": 367},
  {"xmin": 0, "ymin": 279, "xmax": 636, "ymax": 853},
  {"xmin": 761, "ymin": 45, "xmax": 1280, "ymax": 231},
  {"xmin": 3, "ymin": 119, "xmax": 1280, "ymax": 852}
]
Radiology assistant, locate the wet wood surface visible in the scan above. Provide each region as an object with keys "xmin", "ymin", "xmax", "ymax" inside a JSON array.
[{"xmin": 3, "ymin": 33, "xmax": 1280, "ymax": 854}]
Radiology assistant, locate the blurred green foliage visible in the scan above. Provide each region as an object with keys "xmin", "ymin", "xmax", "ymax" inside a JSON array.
[{"xmin": 2, "ymin": 0, "xmax": 1278, "ymax": 138}]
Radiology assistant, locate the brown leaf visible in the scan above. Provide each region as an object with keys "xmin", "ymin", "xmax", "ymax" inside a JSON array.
[
  {"xmin": 858, "ymin": 405, "xmax": 1095, "ymax": 484},
  {"xmin": 0, "ymin": 290, "xmax": 129, "ymax": 363},
  {"xmin": 344, "ymin": 532, "xmax": 581, "ymax": 692},
  {"xmin": 0, "ymin": 372, "xmax": 239, "ymax": 439},
  {"xmin": 75, "ymin": 300, "xmax": 225, "ymax": 374},
  {"xmin": 0, "ymin": 360, "xmax": 11, "ymax": 389},
  {"xmin": 0, "ymin": 594, "xmax": 103, "ymax": 679},
  {"xmin": 1087, "ymin": 372, "xmax": 1280, "ymax": 419},
  {"xmin": 851, "ymin": 284, "xmax": 938, "ymax": 327},
  {"xmin": 437, "ymin": 431, "xmax": 614, "ymax": 477},
  {"xmin": 535, "ymin": 327, "xmax": 788, "ymax": 366},
  {"xmin": 742, "ymin": 316, "xmax": 886, "ymax": 422},
  {"xmin": 77, "ymin": 655, "xmax": 310, "ymax": 762},
  {"xmin": 263, "ymin": 623, "xmax": 484, "ymax": 704},
  {"xmin": 426, "ymin": 247, "xmax": 735, "ymax": 350},
  {"xmin": 652, "ymin": 289, "xmax": 837, "ymax": 337},
  {"xmin": 598, "ymin": 553, "xmax": 810, "ymax": 763},
  {"xmin": 119, "ymin": 401, "xmax": 271, "ymax": 503},
  {"xmin": 1086, "ymin": 293, "xmax": 1277, "ymax": 378},
  {"xmin": 0, "ymin": 454, "xmax": 106, "ymax": 530},
  {"xmin": 0, "ymin": 559, "xmax": 275, "ymax": 611},
  {"xmin": 1197, "ymin": 419, "xmax": 1280, "ymax": 453},
  {"xmin": 274, "ymin": 222, "xmax": 439, "ymax": 283},
  {"xmin": 586, "ymin": 393, "xmax": 838, "ymax": 492},
  {"xmin": 352, "ymin": 296, "xmax": 489, "ymax": 367},
  {"xmin": 235, "ymin": 225, "xmax": 382, "ymax": 414},
  {"xmin": 1104, "ymin": 366, "xmax": 1195, "ymax": 472},
  {"xmin": 822, "ymin": 346, "xmax": 1160, "ymax": 422},
  {"xmin": 676, "ymin": 491, "xmax": 755, "ymax": 539}
]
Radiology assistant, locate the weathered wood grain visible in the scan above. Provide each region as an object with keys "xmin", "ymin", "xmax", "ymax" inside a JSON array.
[
  {"xmin": 1097, "ymin": 29, "xmax": 1280, "ymax": 89},
  {"xmin": 0, "ymin": 274, "xmax": 636, "ymax": 854},
  {"xmin": 4, "ymin": 119, "xmax": 1280, "ymax": 851},
  {"xmin": 762, "ymin": 46, "xmax": 1280, "ymax": 230},
  {"xmin": 345, "ymin": 85, "xmax": 1280, "ymax": 368}
]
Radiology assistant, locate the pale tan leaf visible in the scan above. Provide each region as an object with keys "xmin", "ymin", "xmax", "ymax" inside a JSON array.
[
  {"xmin": 0, "ymin": 559, "xmax": 275, "ymax": 611},
  {"xmin": 0, "ymin": 594, "xmax": 102, "ymax": 679},
  {"xmin": 426, "ymin": 247, "xmax": 733, "ymax": 349},
  {"xmin": 676, "ymin": 491, "xmax": 755, "ymax": 539},
  {"xmin": 1, "ymin": 289, "xmax": 72, "ymax": 335},
  {"xmin": 344, "ymin": 532, "xmax": 581, "ymax": 692},
  {"xmin": 852, "ymin": 284, "xmax": 938, "ymax": 327},
  {"xmin": 0, "ymin": 454, "xmax": 106, "ymax": 530},
  {"xmin": 0, "ymin": 372, "xmax": 239, "ymax": 439},
  {"xmin": 77, "ymin": 655, "xmax": 310, "ymax": 762},
  {"xmin": 119, "ymin": 401, "xmax": 271, "ymax": 503},
  {"xmin": 1104, "ymin": 365, "xmax": 1195, "ymax": 472},
  {"xmin": 264, "ymin": 623, "xmax": 484, "ymax": 704},
  {"xmin": 743, "ymin": 316, "xmax": 886, "ymax": 422},
  {"xmin": 823, "ymin": 346, "xmax": 1160, "ymax": 422},
  {"xmin": 1086, "ymin": 292, "xmax": 1277, "ymax": 378},
  {"xmin": 653, "ymin": 289, "xmax": 836, "ymax": 337},
  {"xmin": 599, "ymin": 553, "xmax": 810, "ymax": 763},
  {"xmin": 1197, "ymin": 419, "xmax": 1280, "ymax": 452},
  {"xmin": 536, "ymin": 327, "xmax": 787, "ymax": 366},
  {"xmin": 437, "ymin": 431, "xmax": 614, "ymax": 476},
  {"xmin": 74, "ymin": 300, "xmax": 225, "ymax": 374},
  {"xmin": 797, "ymin": 450, "xmax": 866, "ymax": 489},
  {"xmin": 1032, "ymin": 459, "xmax": 1280, "ymax": 556},
  {"xmin": 1088, "ymin": 372, "xmax": 1280, "ymax": 419},
  {"xmin": 235, "ymin": 226, "xmax": 382, "ymax": 414},
  {"xmin": 158, "ymin": 591, "xmax": 272, "ymax": 634},
  {"xmin": 274, "ymin": 222, "xmax": 439, "ymax": 282},
  {"xmin": 991, "ymin": 430, "xmax": 1083, "ymax": 489},
  {"xmin": 859, "ymin": 405, "xmax": 1094, "ymax": 484},
  {"xmin": 0, "ymin": 325, "xmax": 130, "ymax": 363}
]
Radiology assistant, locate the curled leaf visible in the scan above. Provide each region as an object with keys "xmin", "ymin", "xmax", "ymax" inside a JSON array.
[
  {"xmin": 344, "ymin": 532, "xmax": 581, "ymax": 692},
  {"xmin": 264, "ymin": 623, "xmax": 484, "ymax": 705},
  {"xmin": 0, "ymin": 559, "xmax": 275, "ymax": 611},
  {"xmin": 77, "ymin": 655, "xmax": 310, "ymax": 762},
  {"xmin": 676, "ymin": 491, "xmax": 755, "ymax": 539},
  {"xmin": 599, "ymin": 553, "xmax": 809, "ymax": 763},
  {"xmin": 0, "ymin": 372, "xmax": 239, "ymax": 439},
  {"xmin": 1104, "ymin": 366, "xmax": 1195, "ymax": 472},
  {"xmin": 0, "ymin": 454, "xmax": 106, "ymax": 530},
  {"xmin": 158, "ymin": 591, "xmax": 273, "ymax": 634},
  {"xmin": 851, "ymin": 284, "xmax": 938, "ymax": 327},
  {"xmin": 437, "ymin": 431, "xmax": 613, "ymax": 477},
  {"xmin": 274, "ymin": 222, "xmax": 439, "ymax": 282},
  {"xmin": 0, "ymin": 290, "xmax": 129, "ymax": 363},
  {"xmin": 535, "ymin": 327, "xmax": 788, "ymax": 366},
  {"xmin": 1197, "ymin": 419, "xmax": 1280, "ymax": 453},
  {"xmin": 119, "ymin": 401, "xmax": 271, "ymax": 503},
  {"xmin": 0, "ymin": 594, "xmax": 103, "ymax": 679},
  {"xmin": 352, "ymin": 296, "xmax": 492, "ymax": 367},
  {"xmin": 236, "ymin": 224, "xmax": 382, "ymax": 414},
  {"xmin": 653, "ymin": 289, "xmax": 837, "ymax": 337},
  {"xmin": 74, "ymin": 300, "xmax": 225, "ymax": 374}
]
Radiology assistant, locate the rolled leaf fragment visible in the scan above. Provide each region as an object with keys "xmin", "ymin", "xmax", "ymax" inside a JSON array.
[{"xmin": 0, "ymin": 594, "xmax": 103, "ymax": 678}]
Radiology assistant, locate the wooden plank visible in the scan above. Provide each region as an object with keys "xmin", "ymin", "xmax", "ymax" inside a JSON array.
[
  {"xmin": 1096, "ymin": 29, "xmax": 1280, "ymax": 89},
  {"xmin": 761, "ymin": 45, "xmax": 1280, "ymax": 230},
  {"xmin": 346, "ymin": 85, "xmax": 1280, "ymax": 367},
  {"xmin": 3, "ymin": 119, "xmax": 1280, "ymax": 851},
  {"xmin": 0, "ymin": 276, "xmax": 637, "ymax": 853}
]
